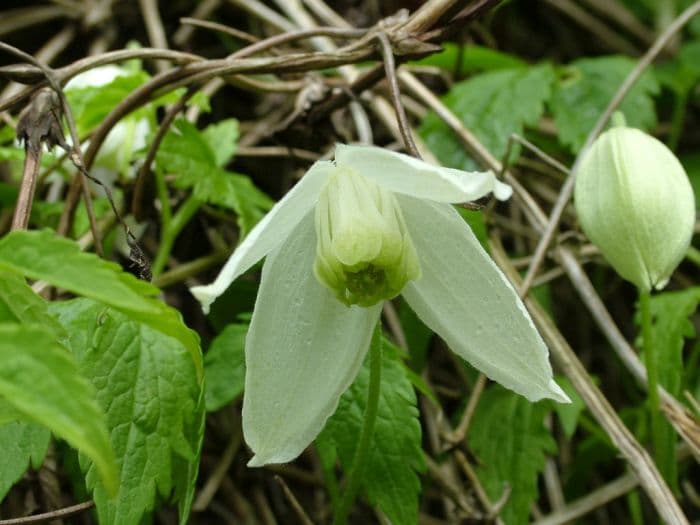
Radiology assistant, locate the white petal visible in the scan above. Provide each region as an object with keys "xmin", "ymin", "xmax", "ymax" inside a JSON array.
[
  {"xmin": 398, "ymin": 196, "xmax": 569, "ymax": 403},
  {"xmin": 190, "ymin": 161, "xmax": 333, "ymax": 313},
  {"xmin": 65, "ymin": 65, "xmax": 124, "ymax": 89},
  {"xmin": 243, "ymin": 214, "xmax": 383, "ymax": 466},
  {"xmin": 335, "ymin": 143, "xmax": 511, "ymax": 203}
]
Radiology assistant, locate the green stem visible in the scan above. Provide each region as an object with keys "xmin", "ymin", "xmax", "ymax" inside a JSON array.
[
  {"xmin": 333, "ymin": 324, "xmax": 383, "ymax": 525},
  {"xmin": 154, "ymin": 168, "xmax": 172, "ymax": 229},
  {"xmin": 639, "ymin": 290, "xmax": 663, "ymax": 464},
  {"xmin": 151, "ymin": 195, "xmax": 201, "ymax": 277}
]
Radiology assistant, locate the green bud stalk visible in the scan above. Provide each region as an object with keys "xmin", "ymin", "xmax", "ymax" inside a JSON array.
[
  {"xmin": 575, "ymin": 123, "xmax": 695, "ymax": 291},
  {"xmin": 314, "ymin": 167, "xmax": 421, "ymax": 306}
]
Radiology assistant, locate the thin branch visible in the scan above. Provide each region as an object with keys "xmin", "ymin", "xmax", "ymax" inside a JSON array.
[
  {"xmin": 442, "ymin": 373, "xmax": 487, "ymax": 447},
  {"xmin": 274, "ymin": 476, "xmax": 316, "ymax": 525},
  {"xmin": 532, "ymin": 472, "xmax": 638, "ymax": 525},
  {"xmin": 173, "ymin": 0, "xmax": 222, "ymax": 46},
  {"xmin": 179, "ymin": 17, "xmax": 260, "ymax": 43},
  {"xmin": 132, "ymin": 87, "xmax": 196, "ymax": 221},
  {"xmin": 0, "ymin": 501, "xmax": 94, "ymax": 525},
  {"xmin": 192, "ymin": 428, "xmax": 242, "ymax": 511},
  {"xmin": 541, "ymin": 0, "xmax": 640, "ymax": 55},
  {"xmin": 454, "ymin": 450, "xmax": 506, "ymax": 525},
  {"xmin": 138, "ymin": 0, "xmax": 170, "ymax": 73},
  {"xmin": 376, "ymin": 32, "xmax": 420, "ymax": 157}
]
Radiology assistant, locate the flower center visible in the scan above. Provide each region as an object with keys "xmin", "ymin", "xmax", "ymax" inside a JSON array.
[{"xmin": 313, "ymin": 166, "xmax": 421, "ymax": 307}]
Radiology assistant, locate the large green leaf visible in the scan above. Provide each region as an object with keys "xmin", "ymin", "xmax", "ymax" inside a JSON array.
[
  {"xmin": 470, "ymin": 386, "xmax": 557, "ymax": 525},
  {"xmin": 0, "ymin": 230, "xmax": 202, "ymax": 379},
  {"xmin": 318, "ymin": 340, "xmax": 425, "ymax": 525},
  {"xmin": 0, "ymin": 272, "xmax": 64, "ymax": 337},
  {"xmin": 0, "ymin": 421, "xmax": 50, "ymax": 501},
  {"xmin": 419, "ymin": 64, "xmax": 555, "ymax": 171},
  {"xmin": 0, "ymin": 323, "xmax": 118, "ymax": 496},
  {"xmin": 157, "ymin": 119, "xmax": 272, "ymax": 235},
  {"xmin": 50, "ymin": 299, "xmax": 204, "ymax": 525},
  {"xmin": 204, "ymin": 323, "xmax": 247, "ymax": 412},
  {"xmin": 550, "ymin": 56, "xmax": 659, "ymax": 152}
]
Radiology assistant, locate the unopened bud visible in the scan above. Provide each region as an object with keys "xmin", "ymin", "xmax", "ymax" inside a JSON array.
[{"xmin": 574, "ymin": 124, "xmax": 695, "ymax": 291}]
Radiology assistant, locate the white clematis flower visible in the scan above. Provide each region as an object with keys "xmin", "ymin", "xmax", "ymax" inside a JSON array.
[{"xmin": 191, "ymin": 144, "xmax": 569, "ymax": 466}]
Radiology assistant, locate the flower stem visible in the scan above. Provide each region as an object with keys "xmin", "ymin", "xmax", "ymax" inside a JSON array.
[
  {"xmin": 333, "ymin": 324, "xmax": 383, "ymax": 525},
  {"xmin": 152, "ymin": 195, "xmax": 201, "ymax": 277},
  {"xmin": 639, "ymin": 290, "xmax": 663, "ymax": 466}
]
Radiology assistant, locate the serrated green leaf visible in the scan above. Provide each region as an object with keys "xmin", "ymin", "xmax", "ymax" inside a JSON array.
[
  {"xmin": 204, "ymin": 323, "xmax": 247, "ymax": 412},
  {"xmin": 0, "ymin": 323, "xmax": 118, "ymax": 496},
  {"xmin": 158, "ymin": 119, "xmax": 217, "ymax": 174},
  {"xmin": 157, "ymin": 119, "xmax": 272, "ymax": 235},
  {"xmin": 0, "ymin": 229, "xmax": 202, "ymax": 379},
  {"xmin": 202, "ymin": 119, "xmax": 239, "ymax": 167},
  {"xmin": 67, "ymin": 72, "xmax": 151, "ymax": 136},
  {"xmin": 0, "ymin": 399, "xmax": 24, "ymax": 425},
  {"xmin": 470, "ymin": 386, "xmax": 557, "ymax": 525},
  {"xmin": 639, "ymin": 289, "xmax": 700, "ymax": 492},
  {"xmin": 0, "ymin": 229, "xmax": 157, "ymax": 308},
  {"xmin": 318, "ymin": 339, "xmax": 425, "ymax": 525},
  {"xmin": 49, "ymin": 299, "xmax": 204, "ymax": 525},
  {"xmin": 0, "ymin": 421, "xmax": 50, "ymax": 501},
  {"xmin": 173, "ymin": 385, "xmax": 205, "ymax": 525},
  {"xmin": 0, "ymin": 273, "xmax": 64, "ymax": 336},
  {"xmin": 420, "ymin": 64, "xmax": 554, "ymax": 171},
  {"xmin": 648, "ymin": 288, "xmax": 700, "ymax": 396},
  {"xmin": 550, "ymin": 56, "xmax": 659, "ymax": 152},
  {"xmin": 552, "ymin": 376, "xmax": 585, "ymax": 438}
]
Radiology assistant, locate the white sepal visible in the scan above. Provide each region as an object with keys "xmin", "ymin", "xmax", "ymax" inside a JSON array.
[
  {"xmin": 335, "ymin": 143, "xmax": 512, "ymax": 203},
  {"xmin": 398, "ymin": 196, "xmax": 569, "ymax": 403},
  {"xmin": 190, "ymin": 161, "xmax": 333, "ymax": 313},
  {"xmin": 242, "ymin": 215, "xmax": 383, "ymax": 466}
]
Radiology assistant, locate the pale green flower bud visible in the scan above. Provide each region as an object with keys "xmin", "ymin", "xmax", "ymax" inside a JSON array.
[
  {"xmin": 314, "ymin": 167, "xmax": 421, "ymax": 306},
  {"xmin": 574, "ymin": 125, "xmax": 696, "ymax": 291}
]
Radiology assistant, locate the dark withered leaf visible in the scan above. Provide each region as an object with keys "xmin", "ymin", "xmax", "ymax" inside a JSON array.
[{"xmin": 16, "ymin": 88, "xmax": 68, "ymax": 153}]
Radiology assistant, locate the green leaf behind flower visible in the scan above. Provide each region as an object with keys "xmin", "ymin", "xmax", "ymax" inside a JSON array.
[
  {"xmin": 50, "ymin": 299, "xmax": 204, "ymax": 525},
  {"xmin": 420, "ymin": 64, "xmax": 555, "ymax": 171},
  {"xmin": 0, "ymin": 230, "xmax": 202, "ymax": 379},
  {"xmin": 318, "ymin": 340, "xmax": 425, "ymax": 525},
  {"xmin": 204, "ymin": 323, "xmax": 247, "ymax": 412},
  {"xmin": 550, "ymin": 56, "xmax": 659, "ymax": 152},
  {"xmin": 470, "ymin": 386, "xmax": 557, "ymax": 525},
  {"xmin": 0, "ymin": 421, "xmax": 50, "ymax": 500},
  {"xmin": 0, "ymin": 323, "xmax": 118, "ymax": 496},
  {"xmin": 157, "ymin": 119, "xmax": 272, "ymax": 235}
]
